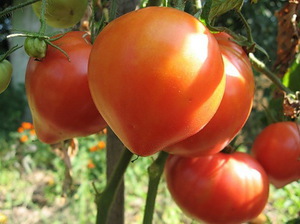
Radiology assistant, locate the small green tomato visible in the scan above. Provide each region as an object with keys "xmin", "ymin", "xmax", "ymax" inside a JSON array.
[
  {"xmin": 0, "ymin": 59, "xmax": 13, "ymax": 94},
  {"xmin": 24, "ymin": 37, "xmax": 47, "ymax": 59}
]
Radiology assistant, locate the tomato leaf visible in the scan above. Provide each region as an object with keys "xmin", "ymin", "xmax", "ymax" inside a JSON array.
[
  {"xmin": 282, "ymin": 60, "xmax": 300, "ymax": 92},
  {"xmin": 201, "ymin": 0, "xmax": 244, "ymax": 25}
]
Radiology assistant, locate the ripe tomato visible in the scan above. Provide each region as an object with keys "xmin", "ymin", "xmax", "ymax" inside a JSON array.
[
  {"xmin": 251, "ymin": 121, "xmax": 300, "ymax": 188},
  {"xmin": 165, "ymin": 152, "xmax": 269, "ymax": 224},
  {"xmin": 88, "ymin": 7, "xmax": 225, "ymax": 156},
  {"xmin": 0, "ymin": 59, "xmax": 12, "ymax": 94},
  {"xmin": 26, "ymin": 31, "xmax": 106, "ymax": 144},
  {"xmin": 165, "ymin": 32, "xmax": 255, "ymax": 156},
  {"xmin": 32, "ymin": 0, "xmax": 88, "ymax": 28}
]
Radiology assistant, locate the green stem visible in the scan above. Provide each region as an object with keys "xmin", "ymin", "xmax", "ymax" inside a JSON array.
[
  {"xmin": 0, "ymin": 45, "xmax": 22, "ymax": 62},
  {"xmin": 249, "ymin": 53, "xmax": 292, "ymax": 94},
  {"xmin": 147, "ymin": 0, "xmax": 162, "ymax": 6},
  {"xmin": 0, "ymin": 0, "xmax": 41, "ymax": 18},
  {"xmin": 109, "ymin": 0, "xmax": 119, "ymax": 22},
  {"xmin": 95, "ymin": 148, "xmax": 133, "ymax": 224},
  {"xmin": 236, "ymin": 10, "xmax": 254, "ymax": 44},
  {"xmin": 142, "ymin": 151, "xmax": 169, "ymax": 224},
  {"xmin": 194, "ymin": 0, "xmax": 202, "ymax": 10},
  {"xmin": 38, "ymin": 0, "xmax": 47, "ymax": 35}
]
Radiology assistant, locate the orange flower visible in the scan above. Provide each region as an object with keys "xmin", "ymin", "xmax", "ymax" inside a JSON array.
[
  {"xmin": 17, "ymin": 127, "xmax": 24, "ymax": 133},
  {"xmin": 29, "ymin": 129, "xmax": 36, "ymax": 136},
  {"xmin": 87, "ymin": 160, "xmax": 95, "ymax": 169},
  {"xmin": 19, "ymin": 135, "xmax": 29, "ymax": 143},
  {"xmin": 21, "ymin": 122, "xmax": 33, "ymax": 130},
  {"xmin": 89, "ymin": 146, "xmax": 98, "ymax": 152},
  {"xmin": 102, "ymin": 128, "xmax": 107, "ymax": 135},
  {"xmin": 97, "ymin": 141, "xmax": 106, "ymax": 149}
]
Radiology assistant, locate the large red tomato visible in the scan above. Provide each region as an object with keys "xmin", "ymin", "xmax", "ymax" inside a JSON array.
[
  {"xmin": 165, "ymin": 152, "xmax": 269, "ymax": 224},
  {"xmin": 165, "ymin": 32, "xmax": 254, "ymax": 156},
  {"xmin": 26, "ymin": 31, "xmax": 106, "ymax": 144},
  {"xmin": 251, "ymin": 121, "xmax": 300, "ymax": 188},
  {"xmin": 88, "ymin": 7, "xmax": 225, "ymax": 156}
]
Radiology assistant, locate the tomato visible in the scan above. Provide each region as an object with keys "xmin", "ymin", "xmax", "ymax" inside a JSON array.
[
  {"xmin": 165, "ymin": 152, "xmax": 269, "ymax": 224},
  {"xmin": 32, "ymin": 0, "xmax": 88, "ymax": 28},
  {"xmin": 251, "ymin": 121, "xmax": 300, "ymax": 188},
  {"xmin": 24, "ymin": 37, "xmax": 47, "ymax": 59},
  {"xmin": 88, "ymin": 7, "xmax": 225, "ymax": 156},
  {"xmin": 165, "ymin": 32, "xmax": 255, "ymax": 156},
  {"xmin": 0, "ymin": 59, "xmax": 12, "ymax": 94},
  {"xmin": 26, "ymin": 31, "xmax": 106, "ymax": 144}
]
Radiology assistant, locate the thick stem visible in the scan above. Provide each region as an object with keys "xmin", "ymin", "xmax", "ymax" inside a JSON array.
[
  {"xmin": 236, "ymin": 10, "xmax": 254, "ymax": 44},
  {"xmin": 0, "ymin": 0, "xmax": 41, "ymax": 18},
  {"xmin": 95, "ymin": 148, "xmax": 133, "ymax": 224},
  {"xmin": 249, "ymin": 53, "xmax": 292, "ymax": 94},
  {"xmin": 142, "ymin": 151, "xmax": 169, "ymax": 224},
  {"xmin": 147, "ymin": 0, "xmax": 162, "ymax": 6},
  {"xmin": 38, "ymin": 0, "xmax": 47, "ymax": 34}
]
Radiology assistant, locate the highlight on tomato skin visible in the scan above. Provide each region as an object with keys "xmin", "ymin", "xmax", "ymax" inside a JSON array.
[
  {"xmin": 251, "ymin": 121, "xmax": 300, "ymax": 188},
  {"xmin": 164, "ymin": 32, "xmax": 255, "ymax": 157},
  {"xmin": 165, "ymin": 152, "xmax": 270, "ymax": 224},
  {"xmin": 88, "ymin": 6, "xmax": 225, "ymax": 157},
  {"xmin": 25, "ymin": 31, "xmax": 107, "ymax": 144}
]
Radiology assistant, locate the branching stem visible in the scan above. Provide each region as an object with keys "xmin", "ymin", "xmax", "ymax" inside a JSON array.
[{"xmin": 0, "ymin": 0, "xmax": 41, "ymax": 18}]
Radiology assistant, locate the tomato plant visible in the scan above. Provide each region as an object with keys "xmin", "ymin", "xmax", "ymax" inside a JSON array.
[
  {"xmin": 165, "ymin": 152, "xmax": 270, "ymax": 224},
  {"xmin": 165, "ymin": 32, "xmax": 255, "ymax": 156},
  {"xmin": 251, "ymin": 121, "xmax": 300, "ymax": 188},
  {"xmin": 24, "ymin": 37, "xmax": 47, "ymax": 59},
  {"xmin": 26, "ymin": 31, "xmax": 106, "ymax": 144},
  {"xmin": 88, "ymin": 6, "xmax": 225, "ymax": 156},
  {"xmin": 0, "ymin": 59, "xmax": 12, "ymax": 94},
  {"xmin": 32, "ymin": 0, "xmax": 88, "ymax": 28}
]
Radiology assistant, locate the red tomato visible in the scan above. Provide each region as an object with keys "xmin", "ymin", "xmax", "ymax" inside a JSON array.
[
  {"xmin": 165, "ymin": 32, "xmax": 255, "ymax": 156},
  {"xmin": 88, "ymin": 7, "xmax": 225, "ymax": 156},
  {"xmin": 26, "ymin": 31, "xmax": 106, "ymax": 144},
  {"xmin": 165, "ymin": 152, "xmax": 269, "ymax": 224},
  {"xmin": 251, "ymin": 121, "xmax": 300, "ymax": 188}
]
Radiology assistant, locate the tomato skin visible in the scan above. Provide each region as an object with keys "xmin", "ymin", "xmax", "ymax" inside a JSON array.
[
  {"xmin": 88, "ymin": 7, "xmax": 225, "ymax": 156},
  {"xmin": 165, "ymin": 32, "xmax": 254, "ymax": 156},
  {"xmin": 26, "ymin": 31, "xmax": 106, "ymax": 144},
  {"xmin": 32, "ymin": 0, "xmax": 88, "ymax": 28},
  {"xmin": 165, "ymin": 152, "xmax": 269, "ymax": 224},
  {"xmin": 0, "ymin": 59, "xmax": 12, "ymax": 94},
  {"xmin": 251, "ymin": 121, "xmax": 300, "ymax": 188}
]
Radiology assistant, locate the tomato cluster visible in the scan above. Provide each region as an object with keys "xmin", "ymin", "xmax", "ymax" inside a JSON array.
[{"xmin": 24, "ymin": 5, "xmax": 300, "ymax": 224}]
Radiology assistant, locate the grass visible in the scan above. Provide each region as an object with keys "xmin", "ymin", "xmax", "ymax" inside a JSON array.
[{"xmin": 0, "ymin": 123, "xmax": 299, "ymax": 224}]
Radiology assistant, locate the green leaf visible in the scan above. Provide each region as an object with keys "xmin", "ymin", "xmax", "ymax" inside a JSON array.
[
  {"xmin": 282, "ymin": 60, "xmax": 300, "ymax": 92},
  {"xmin": 201, "ymin": 0, "xmax": 244, "ymax": 25}
]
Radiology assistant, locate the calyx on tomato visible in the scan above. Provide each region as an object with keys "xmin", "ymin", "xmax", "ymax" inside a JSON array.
[
  {"xmin": 88, "ymin": 6, "xmax": 225, "ymax": 156},
  {"xmin": 165, "ymin": 152, "xmax": 269, "ymax": 224},
  {"xmin": 165, "ymin": 32, "xmax": 255, "ymax": 157},
  {"xmin": 26, "ymin": 31, "xmax": 106, "ymax": 144},
  {"xmin": 251, "ymin": 121, "xmax": 300, "ymax": 188}
]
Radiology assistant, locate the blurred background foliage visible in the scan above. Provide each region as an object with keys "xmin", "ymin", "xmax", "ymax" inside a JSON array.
[{"xmin": 0, "ymin": 0, "xmax": 299, "ymax": 224}]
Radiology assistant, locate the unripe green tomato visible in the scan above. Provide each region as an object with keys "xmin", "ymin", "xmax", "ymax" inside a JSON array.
[
  {"xmin": 0, "ymin": 59, "xmax": 13, "ymax": 94},
  {"xmin": 32, "ymin": 0, "xmax": 88, "ymax": 28},
  {"xmin": 24, "ymin": 37, "xmax": 47, "ymax": 59}
]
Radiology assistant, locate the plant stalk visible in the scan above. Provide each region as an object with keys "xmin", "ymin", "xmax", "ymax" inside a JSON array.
[
  {"xmin": 38, "ymin": 0, "xmax": 47, "ymax": 34},
  {"xmin": 142, "ymin": 151, "xmax": 169, "ymax": 224},
  {"xmin": 0, "ymin": 0, "xmax": 41, "ymax": 18},
  {"xmin": 95, "ymin": 148, "xmax": 133, "ymax": 224},
  {"xmin": 249, "ymin": 53, "xmax": 292, "ymax": 94}
]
